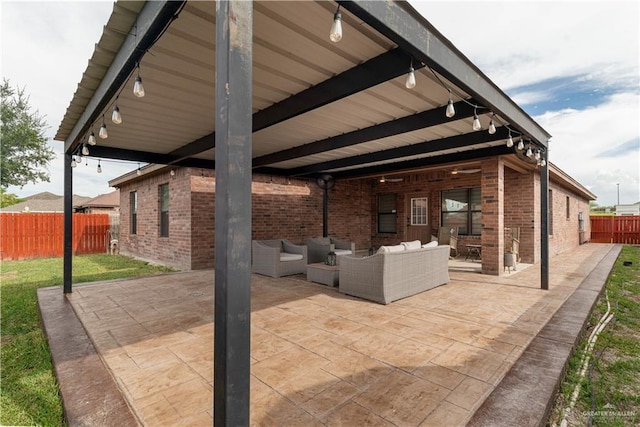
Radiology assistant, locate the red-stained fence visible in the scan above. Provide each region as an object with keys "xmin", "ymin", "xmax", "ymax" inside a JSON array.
[
  {"xmin": 590, "ymin": 215, "xmax": 640, "ymax": 245},
  {"xmin": 0, "ymin": 213, "xmax": 111, "ymax": 260}
]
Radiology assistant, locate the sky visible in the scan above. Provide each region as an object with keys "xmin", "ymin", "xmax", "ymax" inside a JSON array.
[{"xmin": 1, "ymin": 0, "xmax": 639, "ymax": 207}]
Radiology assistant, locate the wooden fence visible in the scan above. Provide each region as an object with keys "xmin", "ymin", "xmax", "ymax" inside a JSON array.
[
  {"xmin": 590, "ymin": 215, "xmax": 640, "ymax": 244},
  {"xmin": 0, "ymin": 213, "xmax": 111, "ymax": 261}
]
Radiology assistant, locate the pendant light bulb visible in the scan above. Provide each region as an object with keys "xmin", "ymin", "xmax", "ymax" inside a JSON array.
[
  {"xmin": 329, "ymin": 7, "xmax": 343, "ymax": 42},
  {"xmin": 88, "ymin": 131, "xmax": 97, "ymax": 145},
  {"xmin": 472, "ymin": 112, "xmax": 481, "ymax": 131},
  {"xmin": 136, "ymin": 163, "xmax": 141, "ymax": 176},
  {"xmin": 517, "ymin": 138, "xmax": 524, "ymax": 150},
  {"xmin": 540, "ymin": 158, "xmax": 547, "ymax": 167},
  {"xmin": 445, "ymin": 96, "xmax": 455, "ymax": 118},
  {"xmin": 526, "ymin": 146, "xmax": 533, "ymax": 158},
  {"xmin": 488, "ymin": 118, "xmax": 496, "ymax": 134},
  {"xmin": 112, "ymin": 105, "xmax": 122, "ymax": 124},
  {"xmin": 82, "ymin": 144, "xmax": 89, "ymax": 156},
  {"xmin": 99, "ymin": 122, "xmax": 108, "ymax": 139},
  {"xmin": 506, "ymin": 132, "xmax": 514, "ymax": 148},
  {"xmin": 405, "ymin": 66, "xmax": 416, "ymax": 89},
  {"xmin": 133, "ymin": 65, "xmax": 145, "ymax": 97},
  {"xmin": 71, "ymin": 156, "xmax": 77, "ymax": 168},
  {"xmin": 97, "ymin": 160, "xmax": 102, "ymax": 174},
  {"xmin": 535, "ymin": 150, "xmax": 541, "ymax": 160}
]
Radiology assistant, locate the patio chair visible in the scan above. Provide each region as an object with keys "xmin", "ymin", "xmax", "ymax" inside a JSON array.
[
  {"xmin": 252, "ymin": 239, "xmax": 308, "ymax": 277},
  {"xmin": 306, "ymin": 237, "xmax": 356, "ymax": 264},
  {"xmin": 433, "ymin": 227, "xmax": 459, "ymax": 258}
]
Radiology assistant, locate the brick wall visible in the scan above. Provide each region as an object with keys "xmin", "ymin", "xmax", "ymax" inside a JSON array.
[{"xmin": 116, "ymin": 162, "xmax": 592, "ymax": 274}]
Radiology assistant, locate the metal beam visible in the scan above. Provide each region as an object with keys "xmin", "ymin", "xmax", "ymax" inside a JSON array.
[
  {"xmin": 286, "ymin": 126, "xmax": 510, "ymax": 176},
  {"xmin": 214, "ymin": 1, "xmax": 252, "ymax": 424},
  {"xmin": 88, "ymin": 145, "xmax": 215, "ymax": 169},
  {"xmin": 63, "ymin": 154, "xmax": 73, "ymax": 294},
  {"xmin": 540, "ymin": 157, "xmax": 549, "ymax": 290},
  {"xmin": 163, "ymin": 47, "xmax": 422, "ymax": 161},
  {"xmin": 329, "ymin": 145, "xmax": 514, "ymax": 179},
  {"xmin": 342, "ymin": 0, "xmax": 551, "ymax": 146},
  {"xmin": 64, "ymin": 1, "xmax": 186, "ymax": 154},
  {"xmin": 253, "ymin": 100, "xmax": 476, "ymax": 168}
]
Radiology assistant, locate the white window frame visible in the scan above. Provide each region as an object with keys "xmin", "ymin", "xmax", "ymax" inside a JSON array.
[{"xmin": 410, "ymin": 197, "xmax": 429, "ymax": 226}]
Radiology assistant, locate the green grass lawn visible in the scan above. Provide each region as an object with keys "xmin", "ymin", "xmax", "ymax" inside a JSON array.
[
  {"xmin": 0, "ymin": 254, "xmax": 175, "ymax": 427},
  {"xmin": 549, "ymin": 245, "xmax": 640, "ymax": 426}
]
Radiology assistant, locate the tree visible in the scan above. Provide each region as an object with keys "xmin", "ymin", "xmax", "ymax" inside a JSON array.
[
  {"xmin": 0, "ymin": 188, "xmax": 23, "ymax": 208},
  {"xmin": 1, "ymin": 79, "xmax": 55, "ymax": 189}
]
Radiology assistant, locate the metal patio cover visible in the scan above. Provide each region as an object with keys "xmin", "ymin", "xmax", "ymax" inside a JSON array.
[{"xmin": 55, "ymin": 0, "xmax": 551, "ymax": 178}]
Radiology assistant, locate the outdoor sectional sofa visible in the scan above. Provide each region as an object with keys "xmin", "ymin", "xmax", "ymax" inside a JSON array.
[{"xmin": 339, "ymin": 243, "xmax": 451, "ymax": 304}]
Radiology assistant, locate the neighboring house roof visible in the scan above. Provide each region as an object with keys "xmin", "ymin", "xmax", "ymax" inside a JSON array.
[
  {"xmin": 0, "ymin": 194, "xmax": 92, "ymax": 212},
  {"xmin": 78, "ymin": 190, "xmax": 120, "ymax": 209}
]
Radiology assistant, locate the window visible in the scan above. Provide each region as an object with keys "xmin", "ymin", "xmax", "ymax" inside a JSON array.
[
  {"xmin": 566, "ymin": 196, "xmax": 570, "ymax": 220},
  {"xmin": 159, "ymin": 184, "xmax": 169, "ymax": 237},
  {"xmin": 410, "ymin": 197, "xmax": 429, "ymax": 225},
  {"xmin": 130, "ymin": 191, "xmax": 137, "ymax": 235},
  {"xmin": 377, "ymin": 194, "xmax": 397, "ymax": 233},
  {"xmin": 441, "ymin": 188, "xmax": 481, "ymax": 235}
]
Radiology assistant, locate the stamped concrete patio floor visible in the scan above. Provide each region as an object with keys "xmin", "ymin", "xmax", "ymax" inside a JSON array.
[{"xmin": 39, "ymin": 243, "xmax": 619, "ymax": 426}]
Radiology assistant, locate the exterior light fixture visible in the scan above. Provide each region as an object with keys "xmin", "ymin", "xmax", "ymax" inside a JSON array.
[
  {"xmin": 329, "ymin": 5, "xmax": 342, "ymax": 42},
  {"xmin": 379, "ymin": 176, "xmax": 386, "ymax": 183},
  {"xmin": 133, "ymin": 64, "xmax": 145, "ymax": 97},
  {"xmin": 472, "ymin": 108, "xmax": 482, "ymax": 131},
  {"xmin": 88, "ymin": 131, "xmax": 97, "ymax": 145},
  {"xmin": 488, "ymin": 115, "xmax": 496, "ymax": 134},
  {"xmin": 405, "ymin": 61, "xmax": 416, "ymax": 89},
  {"xmin": 540, "ymin": 158, "xmax": 547, "ymax": 167},
  {"xmin": 97, "ymin": 160, "xmax": 102, "ymax": 173},
  {"xmin": 82, "ymin": 144, "xmax": 89, "ymax": 156},
  {"xmin": 99, "ymin": 116, "xmax": 108, "ymax": 139},
  {"xmin": 517, "ymin": 138, "xmax": 524, "ymax": 150},
  {"xmin": 506, "ymin": 131, "xmax": 514, "ymax": 147},
  {"xmin": 526, "ymin": 145, "xmax": 533, "ymax": 158},
  {"xmin": 170, "ymin": 169, "xmax": 175, "ymax": 177},
  {"xmin": 112, "ymin": 104, "xmax": 122, "ymax": 124},
  {"xmin": 445, "ymin": 91, "xmax": 455, "ymax": 118},
  {"xmin": 136, "ymin": 163, "xmax": 142, "ymax": 175},
  {"xmin": 71, "ymin": 156, "xmax": 77, "ymax": 168}
]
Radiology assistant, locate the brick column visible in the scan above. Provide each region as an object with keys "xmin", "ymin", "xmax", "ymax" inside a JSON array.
[{"xmin": 481, "ymin": 157, "xmax": 504, "ymax": 275}]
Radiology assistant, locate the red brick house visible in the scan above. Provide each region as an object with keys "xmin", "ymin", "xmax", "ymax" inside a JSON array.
[{"xmin": 109, "ymin": 160, "xmax": 594, "ymax": 273}]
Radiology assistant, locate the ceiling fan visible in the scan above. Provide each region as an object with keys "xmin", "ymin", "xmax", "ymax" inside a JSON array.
[
  {"xmin": 451, "ymin": 168, "xmax": 481, "ymax": 175},
  {"xmin": 379, "ymin": 176, "xmax": 404, "ymax": 183}
]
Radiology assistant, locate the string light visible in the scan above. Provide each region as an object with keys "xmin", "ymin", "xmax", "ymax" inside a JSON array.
[
  {"xmin": 506, "ymin": 130, "xmax": 514, "ymax": 148},
  {"xmin": 99, "ymin": 115, "xmax": 108, "ymax": 139},
  {"xmin": 405, "ymin": 59, "xmax": 416, "ymax": 89},
  {"xmin": 472, "ymin": 108, "xmax": 481, "ymax": 131},
  {"xmin": 71, "ymin": 156, "xmax": 77, "ymax": 168},
  {"xmin": 488, "ymin": 114, "xmax": 496, "ymax": 134},
  {"xmin": 133, "ymin": 64, "xmax": 145, "ymax": 97},
  {"xmin": 446, "ymin": 91, "xmax": 455, "ymax": 118},
  {"xmin": 82, "ymin": 144, "xmax": 89, "ymax": 156},
  {"xmin": 136, "ymin": 163, "xmax": 142, "ymax": 175},
  {"xmin": 525, "ymin": 145, "xmax": 533, "ymax": 158},
  {"xmin": 97, "ymin": 160, "xmax": 102, "ymax": 173},
  {"xmin": 329, "ymin": 5, "xmax": 342, "ymax": 43},
  {"xmin": 517, "ymin": 138, "xmax": 525, "ymax": 151},
  {"xmin": 88, "ymin": 131, "xmax": 97, "ymax": 145},
  {"xmin": 112, "ymin": 104, "xmax": 122, "ymax": 124}
]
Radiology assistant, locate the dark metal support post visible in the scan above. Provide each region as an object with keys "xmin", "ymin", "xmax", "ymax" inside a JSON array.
[
  {"xmin": 63, "ymin": 153, "xmax": 73, "ymax": 293},
  {"xmin": 323, "ymin": 188, "xmax": 328, "ymax": 237},
  {"xmin": 540, "ymin": 157, "xmax": 549, "ymax": 290},
  {"xmin": 214, "ymin": 0, "xmax": 252, "ymax": 425}
]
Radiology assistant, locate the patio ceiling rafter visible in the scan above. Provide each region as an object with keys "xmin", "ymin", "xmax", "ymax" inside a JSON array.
[
  {"xmin": 340, "ymin": 0, "xmax": 551, "ymax": 146},
  {"xmin": 252, "ymin": 99, "xmax": 478, "ymax": 168},
  {"xmin": 63, "ymin": 1, "xmax": 187, "ymax": 154},
  {"xmin": 280, "ymin": 126, "xmax": 511, "ymax": 177},
  {"xmin": 166, "ymin": 47, "xmax": 426, "ymax": 162}
]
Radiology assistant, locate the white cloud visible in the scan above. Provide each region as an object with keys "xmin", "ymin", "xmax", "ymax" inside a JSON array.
[{"xmin": 411, "ymin": 1, "xmax": 640, "ymax": 206}]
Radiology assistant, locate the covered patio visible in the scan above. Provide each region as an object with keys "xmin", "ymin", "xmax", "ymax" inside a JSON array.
[
  {"xmin": 53, "ymin": 0, "xmax": 562, "ymax": 422},
  {"xmin": 39, "ymin": 244, "xmax": 619, "ymax": 426}
]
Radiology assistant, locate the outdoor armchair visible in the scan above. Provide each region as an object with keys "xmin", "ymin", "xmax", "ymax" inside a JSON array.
[
  {"xmin": 251, "ymin": 239, "xmax": 307, "ymax": 277},
  {"xmin": 306, "ymin": 237, "xmax": 356, "ymax": 264}
]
